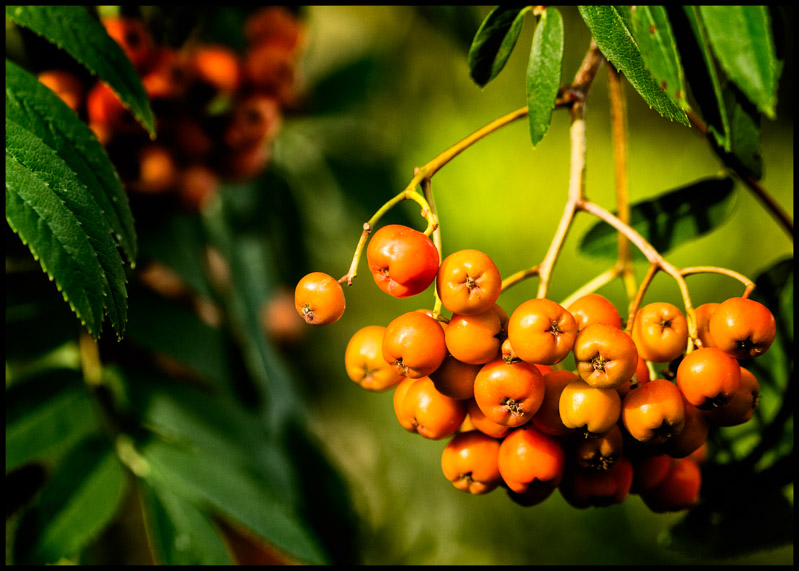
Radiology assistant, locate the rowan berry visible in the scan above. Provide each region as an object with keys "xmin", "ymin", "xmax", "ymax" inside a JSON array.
[
  {"xmin": 532, "ymin": 370, "xmax": 579, "ymax": 437},
  {"xmin": 392, "ymin": 377, "xmax": 466, "ymax": 440},
  {"xmin": 190, "ymin": 44, "xmax": 242, "ymax": 93},
  {"xmin": 429, "ymin": 354, "xmax": 480, "ymax": 400},
  {"xmin": 366, "ymin": 225, "xmax": 439, "ymax": 299},
  {"xmin": 663, "ymin": 399, "xmax": 709, "ymax": 459},
  {"xmin": 558, "ymin": 378, "xmax": 621, "ymax": 438},
  {"xmin": 573, "ymin": 424, "xmax": 624, "ymax": 471},
  {"xmin": 294, "ymin": 271, "xmax": 346, "ymax": 325},
  {"xmin": 473, "ymin": 358, "xmax": 545, "ymax": 427},
  {"xmin": 38, "ymin": 70, "xmax": 84, "ymax": 112},
  {"xmin": 382, "ymin": 311, "xmax": 447, "ymax": 378},
  {"xmin": 632, "ymin": 302, "xmax": 689, "ymax": 363},
  {"xmin": 345, "ymin": 325, "xmax": 405, "ymax": 391},
  {"xmin": 102, "ymin": 16, "xmax": 155, "ymax": 72},
  {"xmin": 694, "ymin": 302, "xmax": 719, "ymax": 348},
  {"xmin": 507, "ymin": 298, "xmax": 577, "ymax": 366},
  {"xmin": 708, "ymin": 297, "xmax": 776, "ymax": 360},
  {"xmin": 444, "ymin": 304, "xmax": 505, "ymax": 365},
  {"xmin": 129, "ymin": 144, "xmax": 178, "ymax": 194},
  {"xmin": 224, "ymin": 94, "xmax": 282, "ymax": 151},
  {"xmin": 441, "ymin": 431, "xmax": 502, "ymax": 495},
  {"xmin": 573, "ymin": 323, "xmax": 639, "ymax": 389},
  {"xmin": 675, "ymin": 346, "xmax": 742, "ymax": 409},
  {"xmin": 621, "ymin": 379, "xmax": 686, "ymax": 446},
  {"xmin": 639, "ymin": 457, "xmax": 701, "ymax": 513},
  {"xmin": 436, "ymin": 249, "xmax": 502, "ymax": 315},
  {"xmin": 465, "ymin": 398, "xmax": 511, "ymax": 439},
  {"xmin": 567, "ymin": 293, "xmax": 622, "ymax": 332},
  {"xmin": 245, "ymin": 6, "xmax": 304, "ymax": 51},
  {"xmin": 498, "ymin": 424, "xmax": 565, "ymax": 493},
  {"xmin": 559, "ymin": 456, "xmax": 633, "ymax": 509},
  {"xmin": 703, "ymin": 366, "xmax": 760, "ymax": 426}
]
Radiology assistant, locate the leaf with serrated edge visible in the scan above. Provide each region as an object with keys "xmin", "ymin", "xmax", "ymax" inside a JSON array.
[
  {"xmin": 469, "ymin": 6, "xmax": 529, "ymax": 87},
  {"xmin": 6, "ymin": 120, "xmax": 127, "ymax": 339},
  {"xmin": 630, "ymin": 5, "xmax": 689, "ymax": 111},
  {"xmin": 6, "ymin": 60, "xmax": 137, "ymax": 263},
  {"xmin": 699, "ymin": 6, "xmax": 781, "ymax": 119},
  {"xmin": 579, "ymin": 5, "xmax": 689, "ymax": 125},
  {"xmin": 5, "ymin": 5, "xmax": 155, "ymax": 136},
  {"xmin": 527, "ymin": 7, "xmax": 564, "ymax": 147}
]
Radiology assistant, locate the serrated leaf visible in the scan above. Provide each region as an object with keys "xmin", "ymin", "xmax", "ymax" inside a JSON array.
[
  {"xmin": 468, "ymin": 6, "xmax": 529, "ymax": 87},
  {"xmin": 720, "ymin": 84, "xmax": 763, "ymax": 180},
  {"xmin": 579, "ymin": 176, "xmax": 736, "ymax": 260},
  {"xmin": 699, "ymin": 5, "xmax": 781, "ymax": 119},
  {"xmin": 676, "ymin": 6, "xmax": 731, "ymax": 151},
  {"xmin": 6, "ymin": 119, "xmax": 128, "ymax": 339},
  {"xmin": 527, "ymin": 7, "xmax": 564, "ymax": 147},
  {"xmin": 578, "ymin": 5, "xmax": 689, "ymax": 126},
  {"xmin": 6, "ymin": 368, "xmax": 102, "ymax": 473},
  {"xmin": 139, "ymin": 480, "xmax": 233, "ymax": 565},
  {"xmin": 5, "ymin": 5, "xmax": 155, "ymax": 137},
  {"xmin": 12, "ymin": 435, "xmax": 128, "ymax": 564},
  {"xmin": 630, "ymin": 5, "xmax": 690, "ymax": 111},
  {"xmin": 141, "ymin": 439, "xmax": 329, "ymax": 565},
  {"xmin": 6, "ymin": 59, "xmax": 137, "ymax": 263}
]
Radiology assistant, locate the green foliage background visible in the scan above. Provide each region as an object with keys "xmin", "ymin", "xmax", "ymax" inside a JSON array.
[{"xmin": 6, "ymin": 5, "xmax": 794, "ymax": 565}]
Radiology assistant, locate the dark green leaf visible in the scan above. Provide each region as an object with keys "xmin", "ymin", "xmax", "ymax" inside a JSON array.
[
  {"xmin": 12, "ymin": 435, "xmax": 128, "ymax": 564},
  {"xmin": 468, "ymin": 6, "xmax": 529, "ymax": 87},
  {"xmin": 578, "ymin": 5, "xmax": 689, "ymax": 126},
  {"xmin": 527, "ymin": 7, "xmax": 564, "ymax": 147},
  {"xmin": 6, "ymin": 369, "xmax": 102, "ymax": 473},
  {"xmin": 677, "ymin": 6, "xmax": 731, "ymax": 152},
  {"xmin": 141, "ymin": 439, "xmax": 329, "ymax": 565},
  {"xmin": 717, "ymin": 84, "xmax": 764, "ymax": 180},
  {"xmin": 630, "ymin": 5, "xmax": 689, "ymax": 111},
  {"xmin": 579, "ymin": 177, "xmax": 737, "ymax": 260},
  {"xmin": 699, "ymin": 6, "xmax": 781, "ymax": 119},
  {"xmin": 6, "ymin": 5, "xmax": 155, "ymax": 136},
  {"xmin": 6, "ymin": 60, "xmax": 137, "ymax": 263},
  {"xmin": 6, "ymin": 120, "xmax": 128, "ymax": 339},
  {"xmin": 139, "ymin": 479, "xmax": 233, "ymax": 565}
]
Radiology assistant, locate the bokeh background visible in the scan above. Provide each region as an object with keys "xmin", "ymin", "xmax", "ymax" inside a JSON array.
[{"xmin": 281, "ymin": 6, "xmax": 794, "ymax": 565}]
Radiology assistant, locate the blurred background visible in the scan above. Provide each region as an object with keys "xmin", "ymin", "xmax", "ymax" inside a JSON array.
[{"xmin": 6, "ymin": 5, "xmax": 793, "ymax": 565}]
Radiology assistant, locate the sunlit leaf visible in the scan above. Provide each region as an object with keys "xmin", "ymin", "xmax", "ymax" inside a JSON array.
[
  {"xmin": 6, "ymin": 5, "xmax": 155, "ymax": 136},
  {"xmin": 6, "ymin": 60, "xmax": 137, "ymax": 263},
  {"xmin": 578, "ymin": 177, "xmax": 737, "ymax": 260},
  {"xmin": 468, "ymin": 6, "xmax": 529, "ymax": 87},
  {"xmin": 578, "ymin": 5, "xmax": 689, "ymax": 125},
  {"xmin": 699, "ymin": 5, "xmax": 781, "ymax": 119},
  {"xmin": 6, "ymin": 120, "xmax": 128, "ymax": 339},
  {"xmin": 527, "ymin": 7, "xmax": 564, "ymax": 147},
  {"xmin": 630, "ymin": 5, "xmax": 689, "ymax": 111},
  {"xmin": 12, "ymin": 435, "xmax": 128, "ymax": 564}
]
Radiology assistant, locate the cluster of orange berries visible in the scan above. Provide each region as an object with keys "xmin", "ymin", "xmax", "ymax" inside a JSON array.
[
  {"xmin": 294, "ymin": 224, "xmax": 776, "ymax": 512},
  {"xmin": 37, "ymin": 7, "xmax": 304, "ymax": 212}
]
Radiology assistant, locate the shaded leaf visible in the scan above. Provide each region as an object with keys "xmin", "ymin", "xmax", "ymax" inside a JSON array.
[
  {"xmin": 717, "ymin": 84, "xmax": 764, "ymax": 180},
  {"xmin": 141, "ymin": 439, "xmax": 329, "ymax": 565},
  {"xmin": 6, "ymin": 120, "xmax": 127, "ymax": 339},
  {"xmin": 699, "ymin": 5, "xmax": 781, "ymax": 119},
  {"xmin": 630, "ymin": 5, "xmax": 689, "ymax": 111},
  {"xmin": 6, "ymin": 369, "xmax": 102, "ymax": 473},
  {"xmin": 579, "ymin": 177, "xmax": 736, "ymax": 260},
  {"xmin": 139, "ymin": 479, "xmax": 233, "ymax": 565},
  {"xmin": 527, "ymin": 7, "xmax": 564, "ymax": 147},
  {"xmin": 12, "ymin": 435, "xmax": 128, "ymax": 564},
  {"xmin": 578, "ymin": 5, "xmax": 689, "ymax": 126},
  {"xmin": 6, "ymin": 59, "xmax": 137, "ymax": 263},
  {"xmin": 6, "ymin": 5, "xmax": 155, "ymax": 136},
  {"xmin": 468, "ymin": 6, "xmax": 529, "ymax": 87}
]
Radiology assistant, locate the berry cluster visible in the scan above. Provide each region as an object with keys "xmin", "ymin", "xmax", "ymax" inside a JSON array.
[
  {"xmin": 37, "ymin": 7, "xmax": 304, "ymax": 212},
  {"xmin": 295, "ymin": 223, "xmax": 776, "ymax": 512}
]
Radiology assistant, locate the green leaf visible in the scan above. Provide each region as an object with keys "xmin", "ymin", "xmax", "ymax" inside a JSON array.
[
  {"xmin": 527, "ymin": 7, "xmax": 564, "ymax": 147},
  {"xmin": 6, "ymin": 368, "xmax": 102, "ymax": 473},
  {"xmin": 6, "ymin": 5, "xmax": 156, "ymax": 137},
  {"xmin": 141, "ymin": 439, "xmax": 329, "ymax": 565},
  {"xmin": 630, "ymin": 5, "xmax": 689, "ymax": 111},
  {"xmin": 699, "ymin": 6, "xmax": 781, "ymax": 119},
  {"xmin": 6, "ymin": 59, "xmax": 138, "ymax": 263},
  {"xmin": 468, "ymin": 6, "xmax": 529, "ymax": 87},
  {"xmin": 679, "ymin": 6, "xmax": 731, "ymax": 151},
  {"xmin": 139, "ymin": 480, "xmax": 234, "ymax": 565},
  {"xmin": 578, "ymin": 5, "xmax": 689, "ymax": 126},
  {"xmin": 12, "ymin": 435, "xmax": 128, "ymax": 564},
  {"xmin": 6, "ymin": 120, "xmax": 128, "ymax": 339},
  {"xmin": 578, "ymin": 176, "xmax": 736, "ymax": 260},
  {"xmin": 719, "ymin": 84, "xmax": 763, "ymax": 180}
]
